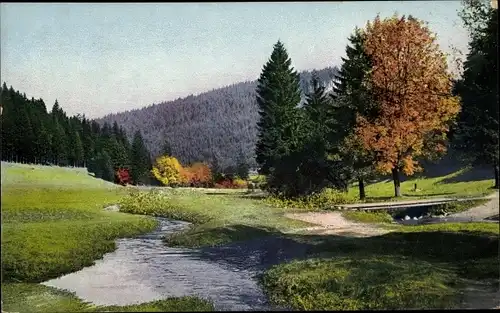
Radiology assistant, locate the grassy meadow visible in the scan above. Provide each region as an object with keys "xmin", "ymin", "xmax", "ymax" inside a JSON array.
[
  {"xmin": 0, "ymin": 162, "xmax": 214, "ymax": 312},
  {"xmin": 2, "ymin": 162, "xmax": 498, "ymax": 311},
  {"xmin": 262, "ymin": 167, "xmax": 496, "ymax": 210},
  {"xmin": 118, "ymin": 179, "xmax": 498, "ymax": 310},
  {"xmin": 351, "ymin": 167, "xmax": 495, "ymax": 201}
]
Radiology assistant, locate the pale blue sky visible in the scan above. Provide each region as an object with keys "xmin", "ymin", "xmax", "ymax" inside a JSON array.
[{"xmin": 1, "ymin": 2, "xmax": 468, "ymax": 118}]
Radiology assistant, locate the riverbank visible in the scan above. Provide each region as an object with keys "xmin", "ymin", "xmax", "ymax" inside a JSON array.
[
  {"xmin": 118, "ymin": 188, "xmax": 499, "ymax": 310},
  {"xmin": 1, "ymin": 163, "xmax": 215, "ymax": 312}
]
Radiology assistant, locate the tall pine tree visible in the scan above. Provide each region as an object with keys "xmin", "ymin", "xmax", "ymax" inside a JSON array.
[
  {"xmin": 454, "ymin": 4, "xmax": 498, "ymax": 188},
  {"xmin": 255, "ymin": 40, "xmax": 302, "ymax": 192},
  {"xmin": 330, "ymin": 28, "xmax": 377, "ymax": 199},
  {"xmin": 130, "ymin": 130, "xmax": 151, "ymax": 185}
]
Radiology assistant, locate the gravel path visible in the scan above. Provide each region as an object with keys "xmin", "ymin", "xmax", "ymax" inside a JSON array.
[
  {"xmin": 284, "ymin": 212, "xmax": 392, "ymax": 237},
  {"xmin": 449, "ymin": 191, "xmax": 499, "ymax": 220}
]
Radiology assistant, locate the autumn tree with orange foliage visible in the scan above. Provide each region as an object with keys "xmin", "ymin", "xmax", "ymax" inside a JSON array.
[
  {"xmin": 355, "ymin": 15, "xmax": 461, "ymax": 197},
  {"xmin": 181, "ymin": 162, "xmax": 212, "ymax": 187}
]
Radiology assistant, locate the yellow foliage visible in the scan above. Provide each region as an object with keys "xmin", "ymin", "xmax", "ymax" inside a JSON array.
[
  {"xmin": 232, "ymin": 178, "xmax": 248, "ymax": 188},
  {"xmin": 151, "ymin": 155, "xmax": 184, "ymax": 186}
]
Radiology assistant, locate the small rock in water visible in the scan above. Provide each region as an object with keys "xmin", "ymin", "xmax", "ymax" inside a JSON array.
[{"xmin": 404, "ymin": 215, "xmax": 411, "ymax": 221}]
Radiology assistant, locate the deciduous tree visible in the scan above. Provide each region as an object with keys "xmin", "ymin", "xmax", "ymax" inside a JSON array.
[
  {"xmin": 151, "ymin": 155, "xmax": 184, "ymax": 186},
  {"xmin": 356, "ymin": 15, "xmax": 461, "ymax": 197}
]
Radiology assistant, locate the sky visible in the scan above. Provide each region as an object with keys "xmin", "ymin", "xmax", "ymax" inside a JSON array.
[{"xmin": 1, "ymin": 1, "xmax": 470, "ymax": 119}]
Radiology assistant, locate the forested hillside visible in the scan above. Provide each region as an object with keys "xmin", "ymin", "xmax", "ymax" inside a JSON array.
[{"xmin": 97, "ymin": 67, "xmax": 339, "ymax": 169}]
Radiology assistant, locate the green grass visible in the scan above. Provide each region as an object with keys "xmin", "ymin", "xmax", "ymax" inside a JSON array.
[
  {"xmin": 261, "ymin": 168, "xmax": 496, "ymax": 212},
  {"xmin": 1, "ymin": 162, "xmax": 214, "ymax": 311},
  {"xmin": 119, "ymin": 188, "xmax": 312, "ymax": 248},
  {"xmin": 383, "ymin": 221, "xmax": 500, "ymax": 236},
  {"xmin": 39, "ymin": 162, "xmax": 496, "ymax": 311},
  {"xmin": 262, "ymin": 256, "xmax": 459, "ymax": 310},
  {"xmin": 342, "ymin": 211, "xmax": 394, "ymax": 224},
  {"xmin": 261, "ymin": 223, "xmax": 499, "ymax": 310},
  {"xmin": 1, "ymin": 283, "xmax": 214, "ymax": 312},
  {"xmin": 350, "ymin": 168, "xmax": 495, "ymax": 202}
]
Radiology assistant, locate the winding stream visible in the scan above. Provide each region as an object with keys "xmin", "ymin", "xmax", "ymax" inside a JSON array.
[{"xmin": 42, "ymin": 217, "xmax": 308, "ymax": 311}]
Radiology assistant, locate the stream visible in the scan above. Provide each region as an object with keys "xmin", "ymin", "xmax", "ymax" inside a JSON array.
[{"xmin": 41, "ymin": 217, "xmax": 309, "ymax": 311}]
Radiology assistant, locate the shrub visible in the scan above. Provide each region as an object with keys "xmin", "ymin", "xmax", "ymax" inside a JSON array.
[
  {"xmin": 114, "ymin": 167, "xmax": 132, "ymax": 186},
  {"xmin": 232, "ymin": 178, "xmax": 248, "ymax": 189},
  {"xmin": 265, "ymin": 188, "xmax": 357, "ymax": 210},
  {"xmin": 118, "ymin": 189, "xmax": 211, "ymax": 224},
  {"xmin": 179, "ymin": 162, "xmax": 213, "ymax": 187},
  {"xmin": 151, "ymin": 155, "xmax": 183, "ymax": 186}
]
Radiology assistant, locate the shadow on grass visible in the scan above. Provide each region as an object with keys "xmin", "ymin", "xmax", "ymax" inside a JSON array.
[
  {"xmin": 440, "ymin": 166, "xmax": 494, "ymax": 184},
  {"xmin": 204, "ymin": 192, "xmax": 238, "ymax": 196},
  {"xmin": 171, "ymin": 223, "xmax": 499, "ymax": 283}
]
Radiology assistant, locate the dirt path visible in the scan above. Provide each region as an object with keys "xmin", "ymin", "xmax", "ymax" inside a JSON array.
[
  {"xmin": 449, "ymin": 191, "xmax": 499, "ymax": 220},
  {"xmin": 284, "ymin": 212, "xmax": 392, "ymax": 237}
]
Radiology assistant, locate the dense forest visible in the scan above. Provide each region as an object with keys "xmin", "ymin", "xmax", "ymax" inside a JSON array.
[
  {"xmin": 0, "ymin": 83, "xmax": 153, "ymax": 185},
  {"xmin": 97, "ymin": 67, "xmax": 339, "ymax": 170}
]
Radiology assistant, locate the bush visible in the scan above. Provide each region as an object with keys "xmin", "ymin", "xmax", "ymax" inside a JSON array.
[
  {"xmin": 232, "ymin": 178, "xmax": 248, "ymax": 189},
  {"xmin": 118, "ymin": 189, "xmax": 211, "ymax": 224},
  {"xmin": 213, "ymin": 178, "xmax": 247, "ymax": 189},
  {"xmin": 265, "ymin": 188, "xmax": 357, "ymax": 210}
]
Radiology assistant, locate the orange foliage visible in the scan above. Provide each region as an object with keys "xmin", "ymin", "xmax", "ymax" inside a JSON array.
[
  {"xmin": 180, "ymin": 162, "xmax": 212, "ymax": 187},
  {"xmin": 355, "ymin": 15, "xmax": 461, "ymax": 176}
]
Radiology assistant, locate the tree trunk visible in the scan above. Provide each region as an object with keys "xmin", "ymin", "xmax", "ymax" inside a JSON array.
[
  {"xmin": 358, "ymin": 177, "xmax": 366, "ymax": 200},
  {"xmin": 494, "ymin": 164, "xmax": 499, "ymax": 189},
  {"xmin": 392, "ymin": 167, "xmax": 401, "ymax": 197}
]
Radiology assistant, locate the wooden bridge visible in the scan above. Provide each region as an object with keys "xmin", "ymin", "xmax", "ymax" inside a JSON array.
[{"xmin": 336, "ymin": 194, "xmax": 495, "ymax": 212}]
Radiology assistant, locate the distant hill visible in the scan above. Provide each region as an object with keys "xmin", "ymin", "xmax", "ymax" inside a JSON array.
[{"xmin": 96, "ymin": 67, "xmax": 339, "ymax": 170}]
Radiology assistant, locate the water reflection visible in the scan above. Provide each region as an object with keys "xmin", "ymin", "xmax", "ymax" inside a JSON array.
[{"xmin": 42, "ymin": 218, "xmax": 303, "ymax": 311}]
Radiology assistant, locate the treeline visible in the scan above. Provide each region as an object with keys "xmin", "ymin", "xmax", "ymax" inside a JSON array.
[
  {"xmin": 0, "ymin": 83, "xmax": 153, "ymax": 185},
  {"xmin": 256, "ymin": 3, "xmax": 498, "ymax": 199}
]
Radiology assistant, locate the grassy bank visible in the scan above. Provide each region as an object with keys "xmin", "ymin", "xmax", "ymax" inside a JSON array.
[
  {"xmin": 114, "ymin": 171, "xmax": 499, "ymax": 310},
  {"xmin": 1, "ymin": 163, "xmax": 214, "ymax": 311},
  {"xmin": 2, "ymin": 283, "xmax": 214, "ymax": 312},
  {"xmin": 261, "ymin": 223, "xmax": 499, "ymax": 310},
  {"xmin": 119, "ymin": 189, "xmax": 312, "ymax": 247}
]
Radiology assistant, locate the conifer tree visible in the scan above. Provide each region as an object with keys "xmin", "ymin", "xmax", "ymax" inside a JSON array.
[
  {"xmin": 454, "ymin": 3, "xmax": 499, "ymax": 188},
  {"xmin": 255, "ymin": 40, "xmax": 302, "ymax": 176},
  {"xmin": 130, "ymin": 130, "xmax": 150, "ymax": 185},
  {"xmin": 236, "ymin": 149, "xmax": 249, "ymax": 180},
  {"xmin": 330, "ymin": 28, "xmax": 377, "ymax": 199}
]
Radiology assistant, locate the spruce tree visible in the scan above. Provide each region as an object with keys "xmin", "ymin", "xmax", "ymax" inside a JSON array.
[
  {"xmin": 130, "ymin": 130, "xmax": 150, "ymax": 185},
  {"xmin": 162, "ymin": 138, "xmax": 173, "ymax": 156},
  {"xmin": 330, "ymin": 28, "xmax": 377, "ymax": 199},
  {"xmin": 108, "ymin": 136, "xmax": 129, "ymax": 169},
  {"xmin": 236, "ymin": 149, "xmax": 249, "ymax": 180},
  {"xmin": 454, "ymin": 5, "xmax": 498, "ymax": 188},
  {"xmin": 297, "ymin": 73, "xmax": 337, "ymax": 193},
  {"xmin": 99, "ymin": 151, "xmax": 114, "ymax": 182},
  {"xmin": 69, "ymin": 129, "xmax": 84, "ymax": 167},
  {"xmin": 1, "ymin": 83, "xmax": 15, "ymax": 161},
  {"xmin": 255, "ymin": 40, "xmax": 302, "ymax": 178},
  {"xmin": 51, "ymin": 118, "xmax": 69, "ymax": 165}
]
